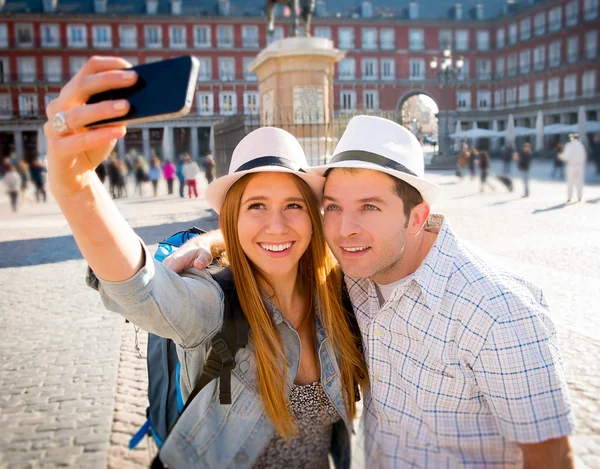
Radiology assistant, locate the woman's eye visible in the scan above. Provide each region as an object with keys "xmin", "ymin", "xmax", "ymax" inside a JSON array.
[
  {"xmin": 287, "ymin": 203, "xmax": 303, "ymax": 209},
  {"xmin": 248, "ymin": 203, "xmax": 265, "ymax": 210}
]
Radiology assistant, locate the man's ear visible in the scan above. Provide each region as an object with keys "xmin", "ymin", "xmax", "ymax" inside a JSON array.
[{"xmin": 407, "ymin": 202, "xmax": 430, "ymax": 237}]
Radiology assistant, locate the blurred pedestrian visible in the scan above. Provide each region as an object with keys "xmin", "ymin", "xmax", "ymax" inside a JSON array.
[
  {"xmin": 2, "ymin": 163, "xmax": 20, "ymax": 212},
  {"xmin": 29, "ymin": 156, "xmax": 47, "ymax": 203},
  {"xmin": 176, "ymin": 154, "xmax": 185, "ymax": 198},
  {"xmin": 0, "ymin": 156, "xmax": 10, "ymax": 178},
  {"xmin": 456, "ymin": 145, "xmax": 469, "ymax": 180},
  {"xmin": 551, "ymin": 143, "xmax": 565, "ymax": 180},
  {"xmin": 134, "ymin": 156, "xmax": 149, "ymax": 197},
  {"xmin": 204, "ymin": 153, "xmax": 216, "ymax": 184},
  {"xmin": 516, "ymin": 142, "xmax": 533, "ymax": 198},
  {"xmin": 17, "ymin": 160, "xmax": 31, "ymax": 202},
  {"xmin": 107, "ymin": 155, "xmax": 121, "ymax": 199},
  {"xmin": 468, "ymin": 147, "xmax": 479, "ymax": 180},
  {"xmin": 502, "ymin": 143, "xmax": 513, "ymax": 175},
  {"xmin": 591, "ymin": 135, "xmax": 600, "ymax": 175},
  {"xmin": 560, "ymin": 134, "xmax": 587, "ymax": 203},
  {"xmin": 478, "ymin": 151, "xmax": 495, "ymax": 193},
  {"xmin": 182, "ymin": 153, "xmax": 200, "ymax": 198},
  {"xmin": 148, "ymin": 156, "xmax": 162, "ymax": 197},
  {"xmin": 162, "ymin": 159, "xmax": 176, "ymax": 195},
  {"xmin": 117, "ymin": 161, "xmax": 128, "ymax": 198}
]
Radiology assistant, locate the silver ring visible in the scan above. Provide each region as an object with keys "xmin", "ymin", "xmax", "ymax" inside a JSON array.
[{"xmin": 52, "ymin": 111, "xmax": 70, "ymax": 135}]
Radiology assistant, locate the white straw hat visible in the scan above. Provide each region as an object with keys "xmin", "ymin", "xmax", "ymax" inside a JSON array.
[
  {"xmin": 310, "ymin": 115, "xmax": 442, "ymax": 204},
  {"xmin": 205, "ymin": 127, "xmax": 325, "ymax": 213}
]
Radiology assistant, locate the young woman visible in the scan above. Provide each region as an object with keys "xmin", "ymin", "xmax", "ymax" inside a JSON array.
[{"xmin": 44, "ymin": 56, "xmax": 367, "ymax": 469}]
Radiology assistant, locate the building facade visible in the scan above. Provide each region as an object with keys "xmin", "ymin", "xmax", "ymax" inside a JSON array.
[{"xmin": 0, "ymin": 0, "xmax": 598, "ymax": 161}]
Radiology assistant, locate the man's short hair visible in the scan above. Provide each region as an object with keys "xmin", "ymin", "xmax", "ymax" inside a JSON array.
[{"xmin": 325, "ymin": 167, "xmax": 423, "ymax": 219}]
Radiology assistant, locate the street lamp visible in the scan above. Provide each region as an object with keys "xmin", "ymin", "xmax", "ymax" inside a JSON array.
[{"xmin": 429, "ymin": 47, "xmax": 464, "ymax": 158}]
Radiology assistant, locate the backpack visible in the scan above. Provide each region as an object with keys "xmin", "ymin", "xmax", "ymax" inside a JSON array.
[{"xmin": 128, "ymin": 226, "xmax": 360, "ymax": 452}]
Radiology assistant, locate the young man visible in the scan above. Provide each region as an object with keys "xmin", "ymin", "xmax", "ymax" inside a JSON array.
[{"xmin": 167, "ymin": 116, "xmax": 575, "ymax": 468}]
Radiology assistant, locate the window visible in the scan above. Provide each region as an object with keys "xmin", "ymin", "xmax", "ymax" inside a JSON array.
[
  {"xmin": 314, "ymin": 27, "xmax": 331, "ymax": 39},
  {"xmin": 242, "ymin": 25, "xmax": 259, "ymax": 48},
  {"xmin": 0, "ymin": 58, "xmax": 10, "ymax": 84},
  {"xmin": 44, "ymin": 92, "xmax": 59, "ymax": 112},
  {"xmin": 476, "ymin": 31, "xmax": 489, "ymax": 51},
  {"xmin": 508, "ymin": 23, "xmax": 517, "ymax": 45},
  {"xmin": 519, "ymin": 50, "xmax": 531, "ymax": 74},
  {"xmin": 15, "ymin": 24, "xmax": 33, "ymax": 48},
  {"xmin": 338, "ymin": 28, "xmax": 355, "ymax": 49},
  {"xmin": 549, "ymin": 40, "xmax": 561, "ymax": 67},
  {"xmin": 197, "ymin": 57, "xmax": 212, "ymax": 81},
  {"xmin": 439, "ymin": 29, "xmax": 452, "ymax": 49},
  {"xmin": 67, "ymin": 25, "xmax": 87, "ymax": 48},
  {"xmin": 19, "ymin": 94, "xmax": 38, "ymax": 117},
  {"xmin": 586, "ymin": 30, "xmax": 598, "ymax": 58},
  {"xmin": 243, "ymin": 91, "xmax": 259, "ymax": 114},
  {"xmin": 535, "ymin": 81, "xmax": 545, "ymax": 103},
  {"xmin": 219, "ymin": 57, "xmax": 235, "ymax": 81},
  {"xmin": 477, "ymin": 90, "xmax": 491, "ymax": 110},
  {"xmin": 145, "ymin": 56, "xmax": 162, "ymax": 63},
  {"xmin": 41, "ymin": 24, "xmax": 60, "ymax": 48},
  {"xmin": 144, "ymin": 25, "xmax": 162, "ymax": 48},
  {"xmin": 338, "ymin": 58, "xmax": 355, "ymax": 80},
  {"xmin": 363, "ymin": 90, "xmax": 379, "ymax": 110},
  {"xmin": 194, "ymin": 26, "xmax": 211, "ymax": 48},
  {"xmin": 584, "ymin": 0, "xmax": 598, "ymax": 19},
  {"xmin": 408, "ymin": 29, "xmax": 424, "ymax": 50},
  {"xmin": 219, "ymin": 91, "xmax": 237, "ymax": 115},
  {"xmin": 170, "ymin": 26, "xmax": 186, "ymax": 49},
  {"xmin": 506, "ymin": 87, "xmax": 516, "ymax": 106},
  {"xmin": 362, "ymin": 58, "xmax": 378, "ymax": 80},
  {"xmin": 455, "ymin": 30, "xmax": 468, "ymax": 51},
  {"xmin": 119, "ymin": 24, "xmax": 138, "ymax": 49},
  {"xmin": 518, "ymin": 83, "xmax": 530, "ymax": 106},
  {"xmin": 381, "ymin": 58, "xmax": 395, "ymax": 80},
  {"xmin": 534, "ymin": 13, "xmax": 546, "ymax": 36},
  {"xmin": 456, "ymin": 91, "xmax": 471, "ymax": 110},
  {"xmin": 17, "ymin": 57, "xmax": 36, "ymax": 83},
  {"xmin": 361, "ymin": 28, "xmax": 377, "ymax": 50},
  {"xmin": 582, "ymin": 70, "xmax": 596, "ymax": 96},
  {"xmin": 123, "ymin": 57, "xmax": 138, "ymax": 66},
  {"xmin": 495, "ymin": 57, "xmax": 505, "ymax": 78},
  {"xmin": 243, "ymin": 57, "xmax": 256, "ymax": 81},
  {"xmin": 534, "ymin": 45, "xmax": 546, "ymax": 70},
  {"xmin": 340, "ymin": 90, "xmax": 356, "ymax": 111},
  {"xmin": 0, "ymin": 93, "xmax": 11, "ymax": 118},
  {"xmin": 0, "ymin": 24, "xmax": 7, "ymax": 48},
  {"xmin": 44, "ymin": 57, "xmax": 62, "ymax": 82},
  {"xmin": 409, "ymin": 59, "xmax": 425, "ymax": 80},
  {"xmin": 520, "ymin": 18, "xmax": 531, "ymax": 40},
  {"xmin": 197, "ymin": 92, "xmax": 214, "ymax": 115},
  {"xmin": 380, "ymin": 28, "xmax": 395, "ymax": 50},
  {"xmin": 70, "ymin": 57, "xmax": 87, "ymax": 77},
  {"xmin": 549, "ymin": 6, "xmax": 562, "ymax": 31},
  {"xmin": 567, "ymin": 36, "xmax": 579, "ymax": 63},
  {"xmin": 457, "ymin": 58, "xmax": 469, "ymax": 80},
  {"xmin": 267, "ymin": 26, "xmax": 284, "ymax": 46},
  {"xmin": 495, "ymin": 28, "xmax": 505, "ymax": 49},
  {"xmin": 494, "ymin": 89, "xmax": 504, "ymax": 109},
  {"xmin": 507, "ymin": 54, "xmax": 517, "ymax": 76},
  {"xmin": 477, "ymin": 59, "xmax": 491, "ymax": 80},
  {"xmin": 548, "ymin": 77, "xmax": 560, "ymax": 101},
  {"xmin": 217, "ymin": 25, "xmax": 234, "ymax": 48},
  {"xmin": 564, "ymin": 74, "xmax": 577, "ymax": 98},
  {"xmin": 93, "ymin": 25, "xmax": 112, "ymax": 48},
  {"xmin": 566, "ymin": 1, "xmax": 579, "ymax": 25}
]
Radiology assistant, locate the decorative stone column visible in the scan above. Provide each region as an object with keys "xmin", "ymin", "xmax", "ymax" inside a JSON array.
[
  {"xmin": 14, "ymin": 130, "xmax": 24, "ymax": 160},
  {"xmin": 142, "ymin": 128, "xmax": 151, "ymax": 162},
  {"xmin": 117, "ymin": 138, "xmax": 126, "ymax": 159},
  {"xmin": 190, "ymin": 126, "xmax": 199, "ymax": 160},
  {"xmin": 248, "ymin": 37, "xmax": 345, "ymax": 165}
]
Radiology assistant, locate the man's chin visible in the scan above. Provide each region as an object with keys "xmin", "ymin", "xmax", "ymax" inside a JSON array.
[{"xmin": 337, "ymin": 261, "xmax": 375, "ymax": 279}]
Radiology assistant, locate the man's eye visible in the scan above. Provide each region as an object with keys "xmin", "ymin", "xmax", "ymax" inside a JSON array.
[
  {"xmin": 364, "ymin": 204, "xmax": 379, "ymax": 211},
  {"xmin": 324, "ymin": 205, "xmax": 340, "ymax": 212}
]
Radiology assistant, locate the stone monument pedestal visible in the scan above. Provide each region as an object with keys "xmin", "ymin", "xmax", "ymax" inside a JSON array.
[{"xmin": 248, "ymin": 37, "xmax": 345, "ymax": 165}]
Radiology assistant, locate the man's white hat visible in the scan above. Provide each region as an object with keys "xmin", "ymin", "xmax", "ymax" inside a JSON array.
[
  {"xmin": 205, "ymin": 127, "xmax": 325, "ymax": 213},
  {"xmin": 310, "ymin": 115, "xmax": 442, "ymax": 204}
]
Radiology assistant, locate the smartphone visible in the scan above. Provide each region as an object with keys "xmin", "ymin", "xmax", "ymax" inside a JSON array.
[{"xmin": 86, "ymin": 55, "xmax": 199, "ymax": 128}]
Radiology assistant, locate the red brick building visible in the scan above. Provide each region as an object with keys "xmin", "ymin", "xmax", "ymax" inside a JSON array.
[{"xmin": 0, "ymin": 0, "xmax": 598, "ymax": 160}]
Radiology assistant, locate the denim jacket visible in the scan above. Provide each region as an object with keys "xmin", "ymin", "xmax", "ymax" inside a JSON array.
[{"xmin": 86, "ymin": 244, "xmax": 353, "ymax": 469}]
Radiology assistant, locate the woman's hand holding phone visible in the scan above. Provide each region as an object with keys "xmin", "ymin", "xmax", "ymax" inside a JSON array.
[{"xmin": 44, "ymin": 56, "xmax": 136, "ymax": 198}]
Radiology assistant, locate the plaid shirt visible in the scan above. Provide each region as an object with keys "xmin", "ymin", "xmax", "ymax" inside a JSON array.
[{"xmin": 347, "ymin": 215, "xmax": 574, "ymax": 468}]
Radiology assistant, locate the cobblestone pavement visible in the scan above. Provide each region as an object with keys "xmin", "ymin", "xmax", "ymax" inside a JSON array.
[{"xmin": 0, "ymin": 161, "xmax": 598, "ymax": 468}]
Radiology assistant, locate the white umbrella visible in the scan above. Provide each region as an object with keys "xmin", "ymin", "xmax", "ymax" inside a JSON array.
[
  {"xmin": 209, "ymin": 125, "xmax": 215, "ymax": 155},
  {"xmin": 162, "ymin": 126, "xmax": 173, "ymax": 161},
  {"xmin": 471, "ymin": 121, "xmax": 479, "ymax": 149},
  {"xmin": 506, "ymin": 114, "xmax": 516, "ymax": 147},
  {"xmin": 491, "ymin": 120, "xmax": 499, "ymax": 150},
  {"xmin": 450, "ymin": 128, "xmax": 502, "ymax": 139},
  {"xmin": 504, "ymin": 126, "xmax": 537, "ymax": 137},
  {"xmin": 585, "ymin": 121, "xmax": 600, "ymax": 132},
  {"xmin": 454, "ymin": 120, "xmax": 462, "ymax": 151},
  {"xmin": 578, "ymin": 105, "xmax": 589, "ymax": 147},
  {"xmin": 535, "ymin": 110, "xmax": 544, "ymax": 152},
  {"xmin": 36, "ymin": 127, "xmax": 46, "ymax": 156},
  {"xmin": 544, "ymin": 123, "xmax": 572, "ymax": 135}
]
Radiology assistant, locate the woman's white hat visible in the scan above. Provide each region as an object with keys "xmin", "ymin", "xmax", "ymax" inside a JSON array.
[
  {"xmin": 205, "ymin": 127, "xmax": 325, "ymax": 213},
  {"xmin": 310, "ymin": 115, "xmax": 442, "ymax": 205}
]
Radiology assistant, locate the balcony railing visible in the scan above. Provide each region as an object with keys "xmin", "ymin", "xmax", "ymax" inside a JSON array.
[
  {"xmin": 534, "ymin": 60, "xmax": 545, "ymax": 71},
  {"xmin": 381, "ymin": 41, "xmax": 395, "ymax": 50},
  {"xmin": 508, "ymin": 67, "xmax": 517, "ymax": 76},
  {"xmin": 584, "ymin": 8, "xmax": 598, "ymax": 20},
  {"xmin": 477, "ymin": 73, "xmax": 491, "ymax": 80},
  {"xmin": 549, "ymin": 20, "xmax": 562, "ymax": 31},
  {"xmin": 566, "ymin": 14, "xmax": 579, "ymax": 26},
  {"xmin": 549, "ymin": 58, "xmax": 561, "ymax": 67},
  {"xmin": 520, "ymin": 65, "xmax": 531, "ymax": 74},
  {"xmin": 534, "ymin": 25, "xmax": 546, "ymax": 36},
  {"xmin": 567, "ymin": 52, "xmax": 579, "ymax": 63},
  {"xmin": 586, "ymin": 47, "xmax": 598, "ymax": 59},
  {"xmin": 583, "ymin": 88, "xmax": 596, "ymax": 97},
  {"xmin": 548, "ymin": 93, "xmax": 560, "ymax": 102},
  {"xmin": 495, "ymin": 71, "xmax": 505, "ymax": 79},
  {"xmin": 409, "ymin": 42, "xmax": 425, "ymax": 50}
]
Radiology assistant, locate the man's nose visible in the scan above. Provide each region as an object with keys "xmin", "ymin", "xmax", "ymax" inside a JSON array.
[{"xmin": 338, "ymin": 213, "xmax": 360, "ymax": 238}]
